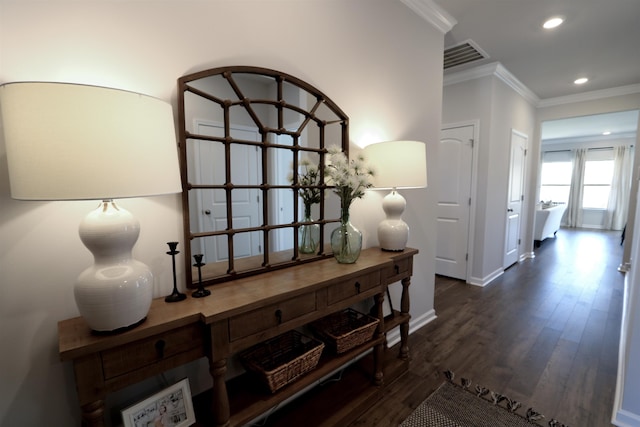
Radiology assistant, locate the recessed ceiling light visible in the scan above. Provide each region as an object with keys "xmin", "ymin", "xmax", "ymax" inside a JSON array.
[
  {"xmin": 543, "ymin": 17, "xmax": 564, "ymax": 29},
  {"xmin": 603, "ymin": 131, "xmax": 611, "ymax": 135},
  {"xmin": 574, "ymin": 77, "xmax": 589, "ymax": 85}
]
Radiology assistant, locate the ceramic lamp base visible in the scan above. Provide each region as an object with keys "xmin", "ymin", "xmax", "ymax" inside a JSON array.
[
  {"xmin": 74, "ymin": 200, "xmax": 153, "ymax": 332},
  {"xmin": 378, "ymin": 189, "xmax": 409, "ymax": 251},
  {"xmin": 378, "ymin": 220, "xmax": 409, "ymax": 251}
]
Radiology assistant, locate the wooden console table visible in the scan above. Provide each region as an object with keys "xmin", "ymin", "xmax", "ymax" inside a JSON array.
[{"xmin": 58, "ymin": 247, "xmax": 417, "ymax": 427}]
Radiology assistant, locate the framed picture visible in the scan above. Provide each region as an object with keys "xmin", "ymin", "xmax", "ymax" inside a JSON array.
[{"xmin": 121, "ymin": 378, "xmax": 196, "ymax": 427}]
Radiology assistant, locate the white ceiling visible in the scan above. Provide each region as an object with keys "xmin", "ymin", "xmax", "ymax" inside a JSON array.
[
  {"xmin": 433, "ymin": 0, "xmax": 640, "ymax": 100},
  {"xmin": 431, "ymin": 0, "xmax": 640, "ymax": 142}
]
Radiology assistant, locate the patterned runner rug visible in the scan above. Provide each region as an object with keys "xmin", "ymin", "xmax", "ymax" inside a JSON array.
[{"xmin": 400, "ymin": 372, "xmax": 569, "ymax": 427}]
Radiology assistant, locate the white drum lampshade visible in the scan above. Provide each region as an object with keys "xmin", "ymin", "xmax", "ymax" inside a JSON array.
[
  {"xmin": 364, "ymin": 141, "xmax": 427, "ymax": 251},
  {"xmin": 0, "ymin": 82, "xmax": 182, "ymax": 332}
]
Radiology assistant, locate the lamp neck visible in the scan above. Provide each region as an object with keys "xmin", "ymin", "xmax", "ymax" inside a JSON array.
[
  {"xmin": 382, "ymin": 189, "xmax": 407, "ymax": 220},
  {"xmin": 79, "ymin": 200, "xmax": 140, "ymax": 264}
]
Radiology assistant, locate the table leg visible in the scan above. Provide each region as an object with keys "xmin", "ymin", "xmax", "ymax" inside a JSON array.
[
  {"xmin": 373, "ymin": 292, "xmax": 384, "ymax": 387},
  {"xmin": 81, "ymin": 400, "xmax": 105, "ymax": 427},
  {"xmin": 210, "ymin": 358, "xmax": 230, "ymax": 427},
  {"xmin": 399, "ymin": 276, "xmax": 411, "ymax": 360}
]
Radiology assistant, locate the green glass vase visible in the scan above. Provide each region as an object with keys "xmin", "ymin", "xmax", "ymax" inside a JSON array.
[
  {"xmin": 330, "ymin": 203, "xmax": 362, "ymax": 263},
  {"xmin": 299, "ymin": 204, "xmax": 320, "ymax": 254}
]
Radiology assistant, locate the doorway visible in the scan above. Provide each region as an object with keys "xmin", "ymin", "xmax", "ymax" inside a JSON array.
[
  {"xmin": 504, "ymin": 129, "xmax": 528, "ymax": 268},
  {"xmin": 436, "ymin": 123, "xmax": 477, "ymax": 281},
  {"xmin": 539, "ymin": 110, "xmax": 639, "ymax": 230}
]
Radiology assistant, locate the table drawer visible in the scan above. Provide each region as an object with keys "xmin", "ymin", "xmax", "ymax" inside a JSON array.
[
  {"xmin": 229, "ymin": 292, "xmax": 317, "ymax": 341},
  {"xmin": 386, "ymin": 257, "xmax": 413, "ymax": 282},
  {"xmin": 327, "ymin": 271, "xmax": 381, "ymax": 306},
  {"xmin": 101, "ymin": 323, "xmax": 203, "ymax": 380}
]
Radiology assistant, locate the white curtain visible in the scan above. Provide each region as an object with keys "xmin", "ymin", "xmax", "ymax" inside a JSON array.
[
  {"xmin": 605, "ymin": 145, "xmax": 634, "ymax": 230},
  {"xmin": 565, "ymin": 148, "xmax": 586, "ymax": 227}
]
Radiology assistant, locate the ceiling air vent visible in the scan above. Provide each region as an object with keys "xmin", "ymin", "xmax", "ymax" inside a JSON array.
[{"xmin": 444, "ymin": 40, "xmax": 488, "ymax": 69}]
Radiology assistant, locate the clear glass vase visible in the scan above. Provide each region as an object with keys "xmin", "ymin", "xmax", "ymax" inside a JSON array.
[
  {"xmin": 299, "ymin": 205, "xmax": 320, "ymax": 254},
  {"xmin": 330, "ymin": 203, "xmax": 362, "ymax": 263}
]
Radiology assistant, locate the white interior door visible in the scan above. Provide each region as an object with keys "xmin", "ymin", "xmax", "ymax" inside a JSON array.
[
  {"xmin": 436, "ymin": 125, "xmax": 474, "ymax": 280},
  {"xmin": 194, "ymin": 122, "xmax": 263, "ymax": 263},
  {"xmin": 504, "ymin": 129, "xmax": 527, "ymax": 268}
]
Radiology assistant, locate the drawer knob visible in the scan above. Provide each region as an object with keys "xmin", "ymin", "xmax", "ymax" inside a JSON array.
[
  {"xmin": 275, "ymin": 309, "xmax": 283, "ymax": 324},
  {"xmin": 155, "ymin": 339, "xmax": 166, "ymax": 358},
  {"xmin": 355, "ymin": 281, "xmax": 361, "ymax": 293},
  {"xmin": 394, "ymin": 265, "xmax": 400, "ymax": 275}
]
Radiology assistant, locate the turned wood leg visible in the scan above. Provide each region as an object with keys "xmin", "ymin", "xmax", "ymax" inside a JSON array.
[
  {"xmin": 81, "ymin": 400, "xmax": 105, "ymax": 427},
  {"xmin": 373, "ymin": 292, "xmax": 384, "ymax": 387},
  {"xmin": 399, "ymin": 276, "xmax": 411, "ymax": 360},
  {"xmin": 209, "ymin": 358, "xmax": 230, "ymax": 427}
]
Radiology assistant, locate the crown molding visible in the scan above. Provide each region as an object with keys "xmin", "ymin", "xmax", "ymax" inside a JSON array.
[
  {"xmin": 443, "ymin": 63, "xmax": 640, "ymax": 108},
  {"xmin": 538, "ymin": 84, "xmax": 640, "ymax": 108},
  {"xmin": 493, "ymin": 63, "xmax": 539, "ymax": 105},
  {"xmin": 444, "ymin": 62, "xmax": 540, "ymax": 105},
  {"xmin": 399, "ymin": 0, "xmax": 457, "ymax": 34},
  {"xmin": 443, "ymin": 62, "xmax": 499, "ymax": 85}
]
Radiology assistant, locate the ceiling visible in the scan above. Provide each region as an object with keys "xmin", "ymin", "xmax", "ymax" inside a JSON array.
[
  {"xmin": 430, "ymin": 0, "xmax": 640, "ymax": 143},
  {"xmin": 433, "ymin": 0, "xmax": 640, "ymax": 100}
]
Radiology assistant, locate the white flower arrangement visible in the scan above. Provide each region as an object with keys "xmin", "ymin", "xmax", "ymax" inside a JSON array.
[
  {"xmin": 324, "ymin": 146, "xmax": 374, "ymax": 213},
  {"xmin": 288, "ymin": 158, "xmax": 322, "ymax": 215}
]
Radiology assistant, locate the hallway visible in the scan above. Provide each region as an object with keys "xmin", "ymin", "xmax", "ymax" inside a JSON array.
[{"xmin": 351, "ymin": 228, "xmax": 625, "ymax": 426}]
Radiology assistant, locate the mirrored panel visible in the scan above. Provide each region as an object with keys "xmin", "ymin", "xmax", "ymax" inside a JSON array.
[{"xmin": 179, "ymin": 66, "xmax": 349, "ymax": 287}]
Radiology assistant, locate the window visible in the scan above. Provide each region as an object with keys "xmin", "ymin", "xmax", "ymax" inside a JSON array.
[
  {"xmin": 582, "ymin": 152, "xmax": 614, "ymax": 209},
  {"xmin": 540, "ymin": 151, "xmax": 572, "ymax": 204},
  {"xmin": 540, "ymin": 148, "xmax": 615, "ymax": 209}
]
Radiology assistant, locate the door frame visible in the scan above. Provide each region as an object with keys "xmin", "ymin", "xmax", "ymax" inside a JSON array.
[{"xmin": 441, "ymin": 119, "xmax": 480, "ymax": 283}]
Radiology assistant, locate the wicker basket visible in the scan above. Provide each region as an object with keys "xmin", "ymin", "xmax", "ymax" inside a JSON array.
[
  {"xmin": 310, "ymin": 308, "xmax": 380, "ymax": 354},
  {"xmin": 239, "ymin": 330, "xmax": 324, "ymax": 393}
]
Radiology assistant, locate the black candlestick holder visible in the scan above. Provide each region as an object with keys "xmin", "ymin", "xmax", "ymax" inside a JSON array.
[
  {"xmin": 191, "ymin": 254, "xmax": 210, "ymax": 298},
  {"xmin": 165, "ymin": 241, "xmax": 186, "ymax": 302}
]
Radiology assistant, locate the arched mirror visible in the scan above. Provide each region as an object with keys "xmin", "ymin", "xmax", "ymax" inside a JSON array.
[{"xmin": 178, "ymin": 66, "xmax": 349, "ymax": 287}]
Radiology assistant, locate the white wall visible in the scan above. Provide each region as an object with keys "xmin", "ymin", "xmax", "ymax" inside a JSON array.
[
  {"xmin": 442, "ymin": 71, "xmax": 536, "ymax": 284},
  {"xmin": 441, "ymin": 75, "xmax": 493, "ymax": 282},
  {"xmin": 0, "ymin": 1, "xmax": 444, "ymax": 426},
  {"xmin": 488, "ymin": 78, "xmax": 536, "ymax": 267}
]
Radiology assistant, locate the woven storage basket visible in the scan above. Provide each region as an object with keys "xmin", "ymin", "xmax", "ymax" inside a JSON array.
[
  {"xmin": 310, "ymin": 308, "xmax": 380, "ymax": 354},
  {"xmin": 239, "ymin": 330, "xmax": 324, "ymax": 393}
]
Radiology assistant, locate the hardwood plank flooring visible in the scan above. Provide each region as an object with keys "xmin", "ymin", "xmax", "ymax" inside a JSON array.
[{"xmin": 349, "ymin": 228, "xmax": 624, "ymax": 427}]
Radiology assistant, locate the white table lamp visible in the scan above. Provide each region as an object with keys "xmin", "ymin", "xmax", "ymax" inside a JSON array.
[
  {"xmin": 0, "ymin": 82, "xmax": 182, "ymax": 332},
  {"xmin": 364, "ymin": 141, "xmax": 427, "ymax": 251}
]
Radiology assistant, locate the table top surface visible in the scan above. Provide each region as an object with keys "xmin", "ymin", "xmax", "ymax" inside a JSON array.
[{"xmin": 58, "ymin": 247, "xmax": 418, "ymax": 360}]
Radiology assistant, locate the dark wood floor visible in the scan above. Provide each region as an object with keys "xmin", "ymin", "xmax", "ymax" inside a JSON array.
[{"xmin": 350, "ymin": 228, "xmax": 625, "ymax": 427}]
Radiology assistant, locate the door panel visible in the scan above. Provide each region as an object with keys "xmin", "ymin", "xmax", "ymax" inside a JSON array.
[
  {"xmin": 504, "ymin": 130, "xmax": 527, "ymax": 268},
  {"xmin": 436, "ymin": 125, "xmax": 474, "ymax": 280}
]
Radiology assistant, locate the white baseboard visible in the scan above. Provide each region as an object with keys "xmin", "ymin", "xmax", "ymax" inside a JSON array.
[
  {"xmin": 523, "ymin": 251, "xmax": 535, "ymax": 260},
  {"xmin": 387, "ymin": 308, "xmax": 437, "ymax": 348},
  {"xmin": 409, "ymin": 308, "xmax": 437, "ymax": 334},
  {"xmin": 580, "ymin": 224, "xmax": 606, "ymax": 229},
  {"xmin": 468, "ymin": 268, "xmax": 503, "ymax": 287}
]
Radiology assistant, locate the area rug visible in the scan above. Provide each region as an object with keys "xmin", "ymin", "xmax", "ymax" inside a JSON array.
[{"xmin": 400, "ymin": 371, "xmax": 569, "ymax": 427}]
